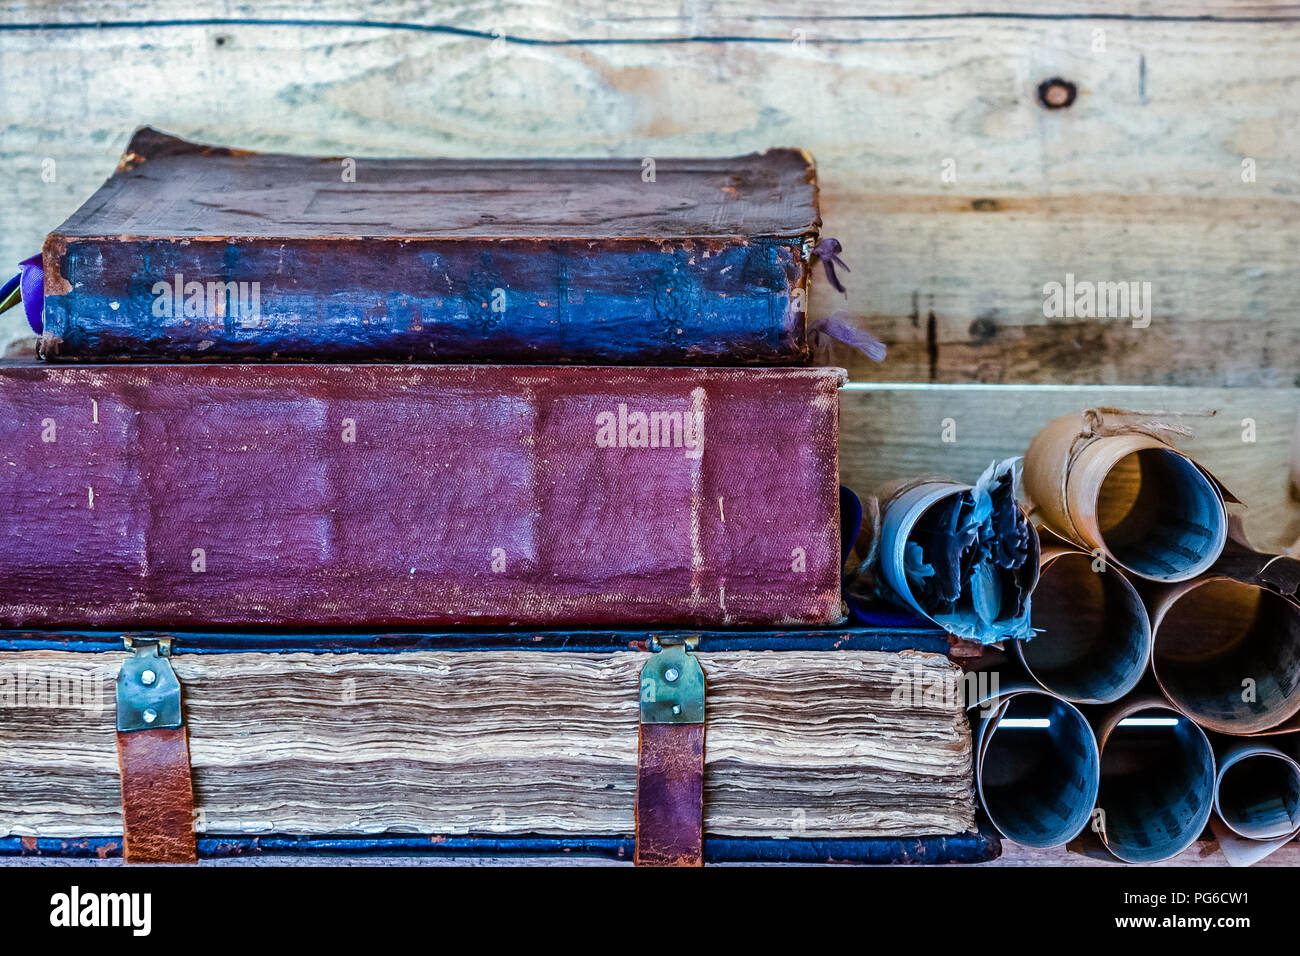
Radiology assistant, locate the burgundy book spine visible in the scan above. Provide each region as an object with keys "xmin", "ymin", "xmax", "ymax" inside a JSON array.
[{"xmin": 0, "ymin": 364, "xmax": 843, "ymax": 630}]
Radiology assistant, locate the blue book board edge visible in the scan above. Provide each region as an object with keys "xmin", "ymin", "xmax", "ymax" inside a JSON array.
[
  {"xmin": 0, "ymin": 621, "xmax": 950, "ymax": 655},
  {"xmin": 0, "ymin": 622, "xmax": 994, "ymax": 865},
  {"xmin": 0, "ymin": 832, "xmax": 999, "ymax": 865}
]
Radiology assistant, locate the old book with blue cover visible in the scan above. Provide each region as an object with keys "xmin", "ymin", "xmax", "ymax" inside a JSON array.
[{"xmin": 38, "ymin": 128, "xmax": 822, "ymax": 363}]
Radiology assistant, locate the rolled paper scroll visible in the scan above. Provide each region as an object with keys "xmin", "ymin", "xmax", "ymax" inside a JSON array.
[
  {"xmin": 1215, "ymin": 740, "xmax": 1300, "ymax": 840},
  {"xmin": 970, "ymin": 683, "xmax": 1099, "ymax": 848},
  {"xmin": 1016, "ymin": 544, "xmax": 1151, "ymax": 704},
  {"xmin": 1147, "ymin": 575, "xmax": 1300, "ymax": 734},
  {"xmin": 1092, "ymin": 696, "xmax": 1216, "ymax": 864},
  {"xmin": 1023, "ymin": 409, "xmax": 1229, "ymax": 583},
  {"xmin": 1210, "ymin": 738, "xmax": 1300, "ymax": 866},
  {"xmin": 879, "ymin": 458, "xmax": 1040, "ymax": 644}
]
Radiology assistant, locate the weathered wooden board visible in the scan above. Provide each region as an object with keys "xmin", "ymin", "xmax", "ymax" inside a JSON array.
[
  {"xmin": 986, "ymin": 835, "xmax": 1300, "ymax": 866},
  {"xmin": 839, "ymin": 384, "xmax": 1300, "ymax": 553},
  {"xmin": 11, "ymin": 1, "xmax": 1300, "ymax": 33},
  {"xmin": 2, "ymin": 3, "xmax": 1298, "ymax": 382}
]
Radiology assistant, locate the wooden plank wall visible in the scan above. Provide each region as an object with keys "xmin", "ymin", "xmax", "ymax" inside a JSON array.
[
  {"xmin": 1, "ymin": 3, "xmax": 1297, "ymax": 536},
  {"xmin": 2, "ymin": 1, "xmax": 1298, "ymax": 384}
]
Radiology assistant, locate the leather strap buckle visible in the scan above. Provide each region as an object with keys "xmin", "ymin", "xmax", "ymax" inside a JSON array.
[
  {"xmin": 635, "ymin": 638, "xmax": 706, "ymax": 866},
  {"xmin": 116, "ymin": 637, "xmax": 197, "ymax": 864}
]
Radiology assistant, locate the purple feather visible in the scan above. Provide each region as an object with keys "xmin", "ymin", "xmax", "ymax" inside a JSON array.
[
  {"xmin": 808, "ymin": 311, "xmax": 887, "ymax": 362},
  {"xmin": 813, "ymin": 237, "xmax": 850, "ymax": 294},
  {"xmin": 18, "ymin": 254, "xmax": 43, "ymax": 334}
]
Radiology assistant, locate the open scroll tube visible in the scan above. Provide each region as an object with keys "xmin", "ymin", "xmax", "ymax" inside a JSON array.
[
  {"xmin": 970, "ymin": 683, "xmax": 1099, "ymax": 849},
  {"xmin": 877, "ymin": 458, "xmax": 1040, "ymax": 644},
  {"xmin": 1210, "ymin": 737, "xmax": 1300, "ymax": 866},
  {"xmin": 1024, "ymin": 409, "xmax": 1230, "ymax": 584},
  {"xmin": 1091, "ymin": 696, "xmax": 1216, "ymax": 864},
  {"xmin": 1016, "ymin": 542, "xmax": 1151, "ymax": 705},
  {"xmin": 1145, "ymin": 572, "xmax": 1300, "ymax": 736}
]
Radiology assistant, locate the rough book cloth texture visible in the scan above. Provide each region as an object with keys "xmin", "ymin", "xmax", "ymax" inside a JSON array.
[
  {"xmin": 0, "ymin": 363, "xmax": 843, "ymax": 629},
  {"xmin": 39, "ymin": 128, "xmax": 820, "ymax": 365}
]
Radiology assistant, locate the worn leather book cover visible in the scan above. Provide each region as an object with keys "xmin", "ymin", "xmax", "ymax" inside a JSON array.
[
  {"xmin": 0, "ymin": 363, "xmax": 843, "ymax": 629},
  {"xmin": 38, "ymin": 128, "xmax": 821, "ymax": 364}
]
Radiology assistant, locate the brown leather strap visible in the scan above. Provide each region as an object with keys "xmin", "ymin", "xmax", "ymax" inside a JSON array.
[
  {"xmin": 117, "ymin": 726, "xmax": 197, "ymax": 864},
  {"xmin": 635, "ymin": 722, "xmax": 704, "ymax": 867}
]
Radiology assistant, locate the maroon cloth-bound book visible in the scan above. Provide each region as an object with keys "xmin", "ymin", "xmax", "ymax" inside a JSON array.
[{"xmin": 0, "ymin": 364, "xmax": 843, "ymax": 629}]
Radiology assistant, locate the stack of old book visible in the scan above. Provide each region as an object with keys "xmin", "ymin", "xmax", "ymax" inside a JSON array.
[{"xmin": 0, "ymin": 129, "xmax": 981, "ymax": 866}]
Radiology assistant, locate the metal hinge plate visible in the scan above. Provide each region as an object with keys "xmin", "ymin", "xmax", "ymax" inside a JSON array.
[
  {"xmin": 640, "ymin": 642, "xmax": 705, "ymax": 724},
  {"xmin": 116, "ymin": 638, "xmax": 183, "ymax": 732}
]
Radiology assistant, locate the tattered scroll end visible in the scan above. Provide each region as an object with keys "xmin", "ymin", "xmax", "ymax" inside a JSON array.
[
  {"xmin": 1210, "ymin": 815, "xmax": 1298, "ymax": 868},
  {"xmin": 1202, "ymin": 514, "xmax": 1300, "ymax": 604},
  {"xmin": 872, "ymin": 459, "xmax": 1039, "ymax": 644}
]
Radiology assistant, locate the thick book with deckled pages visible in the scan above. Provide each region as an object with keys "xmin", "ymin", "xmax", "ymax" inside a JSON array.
[{"xmin": 0, "ymin": 629, "xmax": 988, "ymax": 866}]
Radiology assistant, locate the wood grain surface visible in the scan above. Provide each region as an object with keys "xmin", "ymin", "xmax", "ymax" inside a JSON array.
[
  {"xmin": 2, "ymin": 2, "xmax": 1297, "ymax": 383},
  {"xmin": 0, "ymin": 648, "xmax": 976, "ymax": 839},
  {"xmin": 984, "ymin": 832, "xmax": 1300, "ymax": 866}
]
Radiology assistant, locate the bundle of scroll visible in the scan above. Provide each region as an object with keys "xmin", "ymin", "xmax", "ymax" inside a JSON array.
[{"xmin": 847, "ymin": 407, "xmax": 1300, "ymax": 865}]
